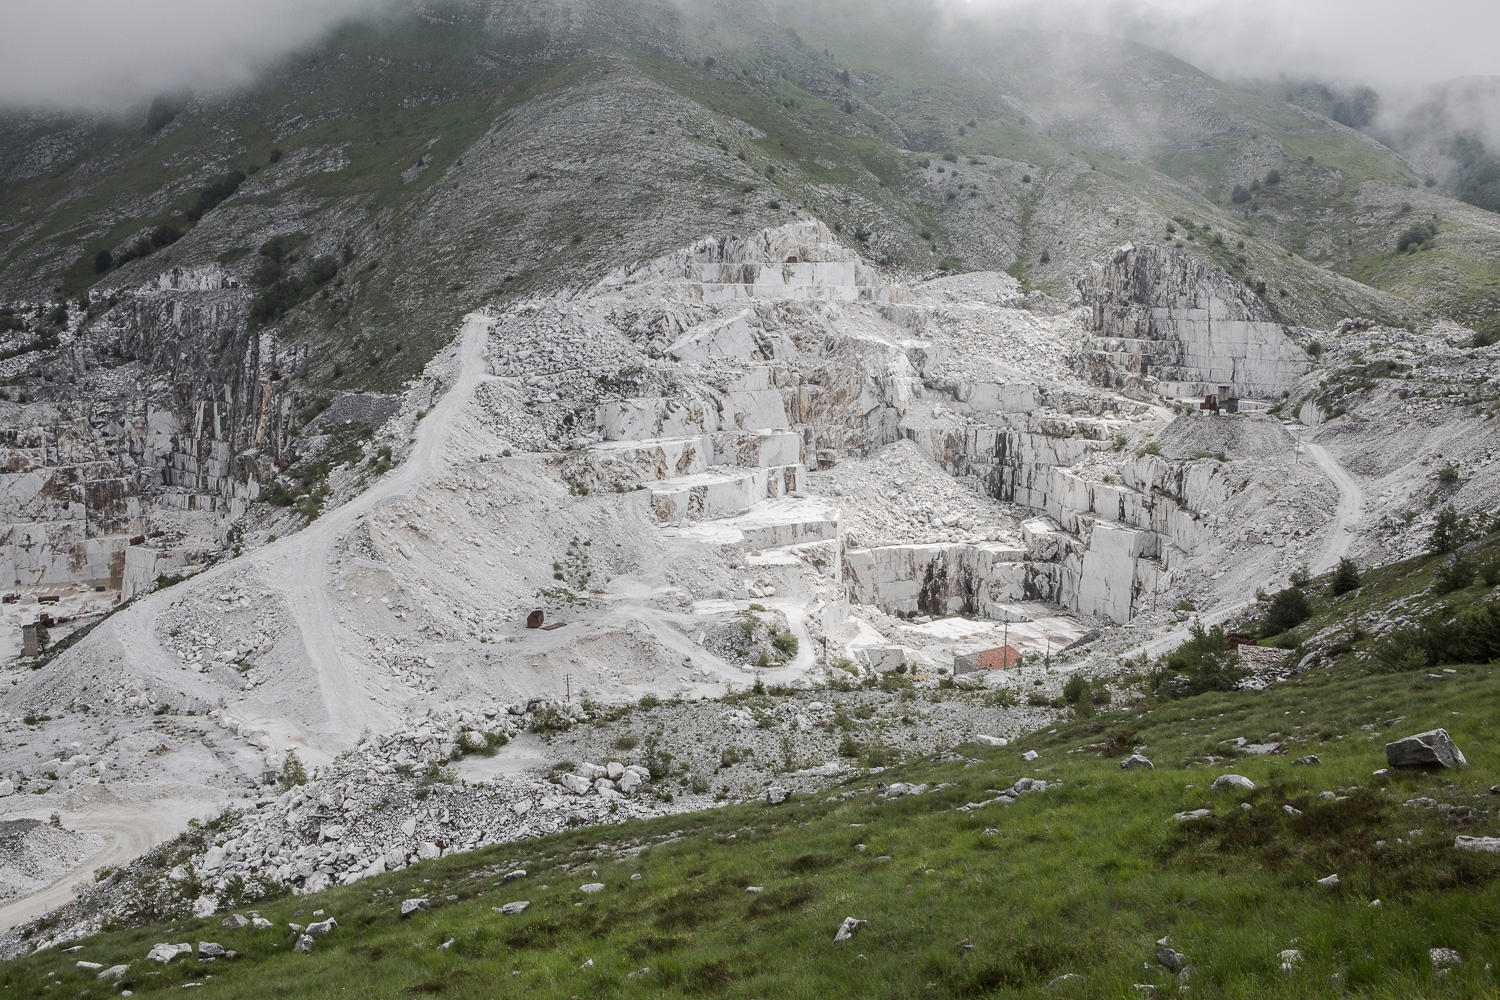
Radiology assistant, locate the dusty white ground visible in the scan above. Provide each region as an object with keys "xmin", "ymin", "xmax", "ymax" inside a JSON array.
[{"xmin": 4, "ymin": 222, "xmax": 1494, "ymax": 940}]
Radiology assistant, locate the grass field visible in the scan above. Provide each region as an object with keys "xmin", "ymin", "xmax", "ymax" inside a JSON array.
[{"xmin": 5, "ymin": 540, "xmax": 1498, "ymax": 998}]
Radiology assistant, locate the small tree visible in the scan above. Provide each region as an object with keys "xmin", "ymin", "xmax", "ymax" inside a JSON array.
[
  {"xmin": 93, "ymin": 249, "xmax": 113, "ymax": 273},
  {"xmin": 1430, "ymin": 506, "xmax": 1468, "ymax": 554},
  {"xmin": 1263, "ymin": 587, "xmax": 1311, "ymax": 636},
  {"xmin": 280, "ymin": 750, "xmax": 308, "ymax": 788},
  {"xmin": 1330, "ymin": 557, "xmax": 1361, "ymax": 595},
  {"xmin": 1433, "ymin": 555, "xmax": 1474, "ymax": 595}
]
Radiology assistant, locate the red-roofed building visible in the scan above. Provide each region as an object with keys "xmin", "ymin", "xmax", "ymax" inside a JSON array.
[{"xmin": 953, "ymin": 644, "xmax": 1023, "ymax": 674}]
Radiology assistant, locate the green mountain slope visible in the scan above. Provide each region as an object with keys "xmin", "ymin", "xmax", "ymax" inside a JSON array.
[{"xmin": 2, "ymin": 0, "xmax": 1497, "ymax": 405}]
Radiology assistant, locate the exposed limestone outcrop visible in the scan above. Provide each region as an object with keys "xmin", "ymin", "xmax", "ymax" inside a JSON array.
[
  {"xmin": 1079, "ymin": 243, "xmax": 1311, "ymax": 400},
  {"xmin": 0, "ymin": 280, "xmax": 292, "ymax": 588}
]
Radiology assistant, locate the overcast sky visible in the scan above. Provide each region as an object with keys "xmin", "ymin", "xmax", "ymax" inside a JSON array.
[
  {"xmin": 0, "ymin": 0, "xmax": 395, "ymax": 112},
  {"xmin": 1037, "ymin": 0, "xmax": 1500, "ymax": 87},
  {"xmin": 0, "ymin": 0, "xmax": 1496, "ymax": 113}
]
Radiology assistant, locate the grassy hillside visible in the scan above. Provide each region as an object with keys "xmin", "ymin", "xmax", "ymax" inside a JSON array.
[{"xmin": 6, "ymin": 536, "xmax": 1498, "ymax": 998}]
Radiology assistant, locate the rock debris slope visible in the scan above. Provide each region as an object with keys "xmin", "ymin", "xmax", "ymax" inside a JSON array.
[
  {"xmin": 6, "ymin": 222, "xmax": 1342, "ymax": 774},
  {"xmin": 3, "ymin": 220, "xmax": 1436, "ymax": 944}
]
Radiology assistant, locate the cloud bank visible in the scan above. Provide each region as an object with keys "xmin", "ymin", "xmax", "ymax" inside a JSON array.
[
  {"xmin": 0, "ymin": 0, "xmax": 1495, "ymax": 114},
  {"xmin": 0, "ymin": 0, "xmax": 396, "ymax": 113}
]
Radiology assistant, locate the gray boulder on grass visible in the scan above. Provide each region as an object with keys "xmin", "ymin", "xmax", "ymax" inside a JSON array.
[{"xmin": 1386, "ymin": 729, "xmax": 1467, "ymax": 769}]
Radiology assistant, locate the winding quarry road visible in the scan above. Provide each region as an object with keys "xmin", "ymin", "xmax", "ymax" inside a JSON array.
[
  {"xmin": 0, "ymin": 801, "xmax": 213, "ymax": 934},
  {"xmin": 1295, "ymin": 429, "xmax": 1365, "ymax": 574},
  {"xmin": 0, "ymin": 315, "xmax": 493, "ymax": 933},
  {"xmin": 111, "ymin": 312, "xmax": 493, "ymax": 744},
  {"xmin": 1125, "ymin": 423, "xmax": 1365, "ymax": 662}
]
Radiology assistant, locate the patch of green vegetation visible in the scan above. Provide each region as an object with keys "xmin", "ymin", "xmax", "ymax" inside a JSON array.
[{"xmin": 261, "ymin": 423, "xmax": 374, "ymax": 520}]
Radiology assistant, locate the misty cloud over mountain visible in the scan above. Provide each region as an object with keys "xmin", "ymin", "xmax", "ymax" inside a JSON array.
[
  {"xmin": 0, "ymin": 0, "xmax": 398, "ymax": 113},
  {"xmin": 0, "ymin": 0, "xmax": 1495, "ymax": 114}
]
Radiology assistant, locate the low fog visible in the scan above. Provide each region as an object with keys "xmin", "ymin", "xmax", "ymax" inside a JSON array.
[
  {"xmin": 0, "ymin": 0, "xmax": 398, "ymax": 113},
  {"xmin": 0, "ymin": 0, "xmax": 1495, "ymax": 115}
]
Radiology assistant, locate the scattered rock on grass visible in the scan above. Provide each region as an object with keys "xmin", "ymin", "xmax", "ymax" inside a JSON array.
[
  {"xmin": 834, "ymin": 917, "xmax": 867, "ymax": 942},
  {"xmin": 147, "ymin": 943, "xmax": 191, "ymax": 964},
  {"xmin": 1120, "ymin": 754, "xmax": 1153, "ymax": 771},
  {"xmin": 1386, "ymin": 730, "xmax": 1467, "ymax": 770},
  {"xmin": 1155, "ymin": 937, "xmax": 1186, "ymax": 972},
  {"xmin": 1211, "ymin": 774, "xmax": 1255, "ymax": 793}
]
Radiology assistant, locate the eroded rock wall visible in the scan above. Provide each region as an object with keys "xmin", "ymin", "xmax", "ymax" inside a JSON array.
[{"xmin": 1079, "ymin": 243, "xmax": 1311, "ymax": 399}]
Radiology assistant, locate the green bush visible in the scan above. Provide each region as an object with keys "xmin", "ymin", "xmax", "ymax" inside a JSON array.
[
  {"xmin": 1375, "ymin": 601, "xmax": 1500, "ymax": 670},
  {"xmin": 1262, "ymin": 587, "xmax": 1311, "ymax": 636},
  {"xmin": 1430, "ymin": 506, "xmax": 1470, "ymax": 554},
  {"xmin": 150, "ymin": 223, "xmax": 183, "ymax": 248},
  {"xmin": 1396, "ymin": 220, "xmax": 1438, "ymax": 253},
  {"xmin": 771, "ymin": 632, "xmax": 799, "ymax": 658},
  {"xmin": 1330, "ymin": 557, "xmax": 1361, "ymax": 595},
  {"xmin": 186, "ymin": 170, "xmax": 246, "ymax": 222},
  {"xmin": 1433, "ymin": 554, "xmax": 1474, "ymax": 595},
  {"xmin": 280, "ymin": 750, "xmax": 308, "ymax": 788},
  {"xmin": 1148, "ymin": 624, "xmax": 1245, "ymax": 699},
  {"xmin": 1062, "ymin": 674, "xmax": 1089, "ymax": 706}
]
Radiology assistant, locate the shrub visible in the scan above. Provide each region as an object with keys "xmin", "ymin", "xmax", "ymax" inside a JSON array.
[
  {"xmin": 93, "ymin": 249, "xmax": 113, "ymax": 273},
  {"xmin": 1481, "ymin": 556, "xmax": 1500, "ymax": 587},
  {"xmin": 1396, "ymin": 220, "xmax": 1438, "ymax": 253},
  {"xmin": 1375, "ymin": 601, "xmax": 1500, "ymax": 670},
  {"xmin": 145, "ymin": 95, "xmax": 181, "ymax": 133},
  {"xmin": 1148, "ymin": 624, "xmax": 1245, "ymax": 699},
  {"xmin": 1433, "ymin": 555, "xmax": 1475, "ymax": 595},
  {"xmin": 1330, "ymin": 557, "xmax": 1361, "ymax": 595},
  {"xmin": 280, "ymin": 750, "xmax": 308, "ymax": 788},
  {"xmin": 1262, "ymin": 587, "xmax": 1311, "ymax": 636},
  {"xmin": 1062, "ymin": 673, "xmax": 1089, "ymax": 706},
  {"xmin": 150, "ymin": 223, "xmax": 183, "ymax": 248},
  {"xmin": 771, "ymin": 632, "xmax": 799, "ymax": 658},
  {"xmin": 1230, "ymin": 185, "xmax": 1251, "ymax": 204},
  {"xmin": 1436, "ymin": 465, "xmax": 1460, "ymax": 484},
  {"xmin": 186, "ymin": 170, "xmax": 246, "ymax": 222},
  {"xmin": 1430, "ymin": 506, "xmax": 1470, "ymax": 554}
]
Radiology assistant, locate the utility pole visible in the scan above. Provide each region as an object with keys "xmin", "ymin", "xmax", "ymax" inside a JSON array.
[{"xmin": 564, "ymin": 673, "xmax": 571, "ymax": 704}]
